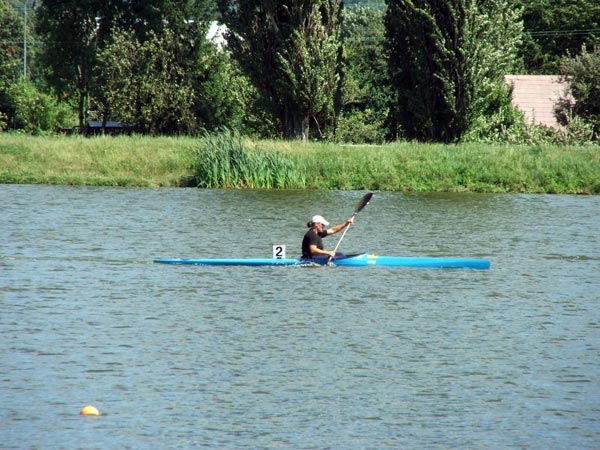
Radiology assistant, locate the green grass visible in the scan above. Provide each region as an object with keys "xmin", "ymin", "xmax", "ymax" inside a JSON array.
[
  {"xmin": 0, "ymin": 134, "xmax": 196, "ymax": 187},
  {"xmin": 259, "ymin": 140, "xmax": 600, "ymax": 193},
  {"xmin": 1, "ymin": 133, "xmax": 599, "ymax": 193}
]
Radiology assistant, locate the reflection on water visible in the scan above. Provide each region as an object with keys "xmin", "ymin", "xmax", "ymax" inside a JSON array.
[{"xmin": 1, "ymin": 185, "xmax": 599, "ymax": 449}]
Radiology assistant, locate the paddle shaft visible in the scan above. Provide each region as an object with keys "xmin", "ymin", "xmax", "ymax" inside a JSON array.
[
  {"xmin": 331, "ymin": 214, "xmax": 355, "ymax": 254},
  {"xmin": 328, "ymin": 192, "xmax": 373, "ymax": 262}
]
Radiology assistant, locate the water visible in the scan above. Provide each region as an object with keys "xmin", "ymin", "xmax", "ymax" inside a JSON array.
[{"xmin": 1, "ymin": 185, "xmax": 599, "ymax": 449}]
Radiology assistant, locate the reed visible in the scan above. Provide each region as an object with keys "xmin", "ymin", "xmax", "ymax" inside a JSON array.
[{"xmin": 192, "ymin": 130, "xmax": 304, "ymax": 189}]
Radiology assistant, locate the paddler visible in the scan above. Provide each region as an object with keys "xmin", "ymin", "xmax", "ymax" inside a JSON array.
[{"xmin": 301, "ymin": 214, "xmax": 354, "ymax": 259}]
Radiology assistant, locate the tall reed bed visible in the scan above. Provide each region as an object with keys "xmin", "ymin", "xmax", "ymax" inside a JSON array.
[{"xmin": 192, "ymin": 130, "xmax": 304, "ymax": 188}]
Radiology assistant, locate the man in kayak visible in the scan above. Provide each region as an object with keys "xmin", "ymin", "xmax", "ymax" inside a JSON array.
[{"xmin": 302, "ymin": 214, "xmax": 354, "ymax": 259}]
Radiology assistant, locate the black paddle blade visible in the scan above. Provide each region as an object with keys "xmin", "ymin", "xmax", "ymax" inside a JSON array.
[{"xmin": 355, "ymin": 192, "xmax": 373, "ymax": 214}]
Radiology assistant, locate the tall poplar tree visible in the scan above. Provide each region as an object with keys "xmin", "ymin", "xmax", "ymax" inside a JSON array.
[
  {"xmin": 385, "ymin": 0, "xmax": 467, "ymax": 142},
  {"xmin": 385, "ymin": 0, "xmax": 522, "ymax": 142},
  {"xmin": 218, "ymin": 0, "xmax": 343, "ymax": 140}
]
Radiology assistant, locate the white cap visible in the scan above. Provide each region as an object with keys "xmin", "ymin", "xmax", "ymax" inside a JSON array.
[{"xmin": 311, "ymin": 215, "xmax": 330, "ymax": 226}]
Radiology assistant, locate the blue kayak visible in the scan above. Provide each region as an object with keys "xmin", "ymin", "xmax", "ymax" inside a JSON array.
[{"xmin": 154, "ymin": 253, "xmax": 490, "ymax": 270}]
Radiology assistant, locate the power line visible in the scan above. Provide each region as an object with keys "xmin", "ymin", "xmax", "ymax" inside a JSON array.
[{"xmin": 524, "ymin": 28, "xmax": 600, "ymax": 37}]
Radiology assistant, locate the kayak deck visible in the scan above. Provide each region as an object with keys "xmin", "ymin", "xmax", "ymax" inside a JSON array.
[{"xmin": 154, "ymin": 253, "xmax": 490, "ymax": 270}]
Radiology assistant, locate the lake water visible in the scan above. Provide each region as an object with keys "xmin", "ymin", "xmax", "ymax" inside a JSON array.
[{"xmin": 1, "ymin": 185, "xmax": 599, "ymax": 449}]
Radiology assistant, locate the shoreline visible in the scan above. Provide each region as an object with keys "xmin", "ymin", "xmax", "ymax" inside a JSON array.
[{"xmin": 1, "ymin": 134, "xmax": 598, "ymax": 194}]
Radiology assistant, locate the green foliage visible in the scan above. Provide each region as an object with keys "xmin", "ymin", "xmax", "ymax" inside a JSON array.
[
  {"xmin": 335, "ymin": 109, "xmax": 386, "ymax": 144},
  {"xmin": 463, "ymin": 83, "xmax": 526, "ymax": 144},
  {"xmin": 346, "ymin": 0, "xmax": 385, "ymax": 8},
  {"xmin": 386, "ymin": 0, "xmax": 524, "ymax": 143},
  {"xmin": 0, "ymin": 0, "xmax": 24, "ymax": 130},
  {"xmin": 518, "ymin": 0, "xmax": 600, "ymax": 74},
  {"xmin": 35, "ymin": 0, "xmax": 107, "ymax": 128},
  {"xmin": 193, "ymin": 129, "xmax": 303, "ymax": 188},
  {"xmin": 557, "ymin": 114, "xmax": 596, "ymax": 145},
  {"xmin": 0, "ymin": 0, "xmax": 23, "ymax": 92},
  {"xmin": 463, "ymin": 0, "xmax": 524, "ymax": 131},
  {"xmin": 337, "ymin": 7, "xmax": 388, "ymax": 144},
  {"xmin": 276, "ymin": 2, "xmax": 342, "ymax": 140},
  {"xmin": 4, "ymin": 78, "xmax": 75, "ymax": 134},
  {"xmin": 218, "ymin": 0, "xmax": 343, "ymax": 141},
  {"xmin": 13, "ymin": 0, "xmax": 600, "ymax": 146},
  {"xmin": 95, "ymin": 28, "xmax": 196, "ymax": 135},
  {"xmin": 386, "ymin": 0, "xmax": 471, "ymax": 142},
  {"xmin": 95, "ymin": 25, "xmax": 250, "ymax": 135},
  {"xmin": 36, "ymin": 0, "xmax": 221, "ymax": 133},
  {"xmin": 555, "ymin": 45, "xmax": 600, "ymax": 140},
  {"xmin": 193, "ymin": 50, "xmax": 250, "ymax": 133}
]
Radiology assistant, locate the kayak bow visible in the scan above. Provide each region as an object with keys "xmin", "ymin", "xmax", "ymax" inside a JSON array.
[{"xmin": 154, "ymin": 253, "xmax": 490, "ymax": 270}]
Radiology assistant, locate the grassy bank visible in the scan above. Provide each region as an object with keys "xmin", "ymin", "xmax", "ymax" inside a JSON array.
[
  {"xmin": 267, "ymin": 141, "xmax": 600, "ymax": 193},
  {"xmin": 0, "ymin": 134, "xmax": 197, "ymax": 187},
  {"xmin": 1, "ymin": 134, "xmax": 599, "ymax": 193}
]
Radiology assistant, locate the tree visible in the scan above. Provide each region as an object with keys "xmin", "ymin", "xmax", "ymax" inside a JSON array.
[
  {"xmin": 385, "ymin": 0, "xmax": 523, "ymax": 142},
  {"xmin": 95, "ymin": 28, "xmax": 196, "ymax": 134},
  {"xmin": 386, "ymin": 0, "xmax": 469, "ymax": 142},
  {"xmin": 0, "ymin": 0, "xmax": 24, "ymax": 128},
  {"xmin": 337, "ymin": 6, "xmax": 389, "ymax": 143},
  {"xmin": 36, "ymin": 0, "xmax": 221, "ymax": 133},
  {"xmin": 1, "ymin": 0, "xmax": 23, "ymax": 89},
  {"xmin": 35, "ymin": 0, "xmax": 114, "ymax": 129},
  {"xmin": 5, "ymin": 78, "xmax": 75, "ymax": 134},
  {"xmin": 113, "ymin": 0, "xmax": 218, "ymax": 131},
  {"xmin": 192, "ymin": 47, "xmax": 252, "ymax": 133},
  {"xmin": 518, "ymin": 0, "xmax": 600, "ymax": 74},
  {"xmin": 218, "ymin": 0, "xmax": 344, "ymax": 141},
  {"xmin": 463, "ymin": 0, "xmax": 523, "ymax": 129},
  {"xmin": 555, "ymin": 45, "xmax": 600, "ymax": 140},
  {"xmin": 345, "ymin": 0, "xmax": 385, "ymax": 7}
]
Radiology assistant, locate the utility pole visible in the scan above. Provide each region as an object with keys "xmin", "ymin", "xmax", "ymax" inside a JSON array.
[
  {"xmin": 23, "ymin": 1, "xmax": 35, "ymax": 77},
  {"xmin": 23, "ymin": 0, "xmax": 27, "ymax": 77}
]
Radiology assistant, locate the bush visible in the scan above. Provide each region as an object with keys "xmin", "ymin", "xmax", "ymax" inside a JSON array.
[
  {"xmin": 556, "ymin": 113, "xmax": 597, "ymax": 145},
  {"xmin": 0, "ymin": 110, "xmax": 7, "ymax": 131},
  {"xmin": 5, "ymin": 79, "xmax": 75, "ymax": 134},
  {"xmin": 555, "ymin": 45, "xmax": 600, "ymax": 140},
  {"xmin": 334, "ymin": 109, "xmax": 386, "ymax": 144}
]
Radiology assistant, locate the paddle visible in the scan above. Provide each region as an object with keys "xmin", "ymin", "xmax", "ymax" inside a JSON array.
[{"xmin": 328, "ymin": 192, "xmax": 373, "ymax": 264}]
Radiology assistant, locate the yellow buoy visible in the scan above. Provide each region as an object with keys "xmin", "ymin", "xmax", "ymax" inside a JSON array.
[{"xmin": 80, "ymin": 405, "xmax": 101, "ymax": 416}]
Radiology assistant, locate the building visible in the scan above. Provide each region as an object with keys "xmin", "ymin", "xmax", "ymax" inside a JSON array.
[{"xmin": 504, "ymin": 75, "xmax": 566, "ymax": 129}]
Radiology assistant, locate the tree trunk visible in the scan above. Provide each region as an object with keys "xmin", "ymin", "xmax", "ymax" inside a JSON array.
[
  {"xmin": 78, "ymin": 91, "xmax": 85, "ymax": 131},
  {"xmin": 284, "ymin": 106, "xmax": 310, "ymax": 141},
  {"xmin": 77, "ymin": 64, "xmax": 87, "ymax": 131}
]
